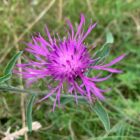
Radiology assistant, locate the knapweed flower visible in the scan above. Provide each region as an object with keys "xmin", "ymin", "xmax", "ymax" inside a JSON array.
[{"xmin": 16, "ymin": 14, "xmax": 125, "ymax": 110}]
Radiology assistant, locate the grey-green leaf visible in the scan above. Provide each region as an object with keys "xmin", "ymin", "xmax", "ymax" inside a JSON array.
[
  {"xmin": 0, "ymin": 73, "xmax": 12, "ymax": 84},
  {"xmin": 106, "ymin": 31, "xmax": 114, "ymax": 44},
  {"xmin": 4, "ymin": 51, "xmax": 23, "ymax": 75},
  {"xmin": 26, "ymin": 94, "xmax": 36, "ymax": 132},
  {"xmin": 93, "ymin": 32, "xmax": 114, "ymax": 65},
  {"xmin": 92, "ymin": 101, "xmax": 110, "ymax": 132}
]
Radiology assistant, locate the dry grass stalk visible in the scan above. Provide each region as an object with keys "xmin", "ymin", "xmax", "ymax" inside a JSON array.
[{"xmin": 2, "ymin": 121, "xmax": 42, "ymax": 140}]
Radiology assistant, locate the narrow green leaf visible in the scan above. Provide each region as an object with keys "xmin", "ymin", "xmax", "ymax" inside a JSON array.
[
  {"xmin": 4, "ymin": 51, "xmax": 23, "ymax": 75},
  {"xmin": 93, "ymin": 32, "xmax": 114, "ymax": 65},
  {"xmin": 26, "ymin": 94, "xmax": 36, "ymax": 132},
  {"xmin": 0, "ymin": 73, "xmax": 12, "ymax": 84},
  {"xmin": 92, "ymin": 101, "xmax": 110, "ymax": 132}
]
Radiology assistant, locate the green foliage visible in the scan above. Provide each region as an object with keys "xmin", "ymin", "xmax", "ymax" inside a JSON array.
[
  {"xmin": 61, "ymin": 96, "xmax": 110, "ymax": 132},
  {"xmin": 93, "ymin": 31, "xmax": 113, "ymax": 65},
  {"xmin": 0, "ymin": 0, "xmax": 140, "ymax": 140},
  {"xmin": 26, "ymin": 95, "xmax": 36, "ymax": 132},
  {"xmin": 92, "ymin": 101, "xmax": 110, "ymax": 132},
  {"xmin": 117, "ymin": 71, "xmax": 139, "ymax": 89},
  {"xmin": 4, "ymin": 51, "xmax": 23, "ymax": 75},
  {"xmin": 0, "ymin": 51, "xmax": 22, "ymax": 84},
  {"xmin": 0, "ymin": 73, "xmax": 11, "ymax": 84}
]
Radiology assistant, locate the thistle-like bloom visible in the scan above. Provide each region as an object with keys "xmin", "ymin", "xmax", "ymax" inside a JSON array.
[{"xmin": 16, "ymin": 14, "xmax": 125, "ymax": 110}]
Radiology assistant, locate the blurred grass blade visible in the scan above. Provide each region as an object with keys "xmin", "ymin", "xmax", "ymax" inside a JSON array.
[
  {"xmin": 92, "ymin": 101, "xmax": 110, "ymax": 132},
  {"xmin": 4, "ymin": 51, "xmax": 23, "ymax": 75},
  {"xmin": 26, "ymin": 94, "xmax": 36, "ymax": 132},
  {"xmin": 0, "ymin": 73, "xmax": 12, "ymax": 84}
]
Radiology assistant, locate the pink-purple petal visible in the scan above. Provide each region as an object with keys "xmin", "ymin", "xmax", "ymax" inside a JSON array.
[
  {"xmin": 102, "ymin": 54, "xmax": 126, "ymax": 67},
  {"xmin": 15, "ymin": 14, "xmax": 124, "ymax": 109}
]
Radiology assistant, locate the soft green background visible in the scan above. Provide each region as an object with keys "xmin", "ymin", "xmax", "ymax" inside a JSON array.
[{"xmin": 0, "ymin": 0, "xmax": 140, "ymax": 140}]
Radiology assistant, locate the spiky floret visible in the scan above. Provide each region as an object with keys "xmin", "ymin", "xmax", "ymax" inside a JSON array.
[{"xmin": 16, "ymin": 14, "xmax": 125, "ymax": 110}]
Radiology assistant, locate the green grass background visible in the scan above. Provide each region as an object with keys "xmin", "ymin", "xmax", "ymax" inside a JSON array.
[{"xmin": 0, "ymin": 0, "xmax": 140, "ymax": 139}]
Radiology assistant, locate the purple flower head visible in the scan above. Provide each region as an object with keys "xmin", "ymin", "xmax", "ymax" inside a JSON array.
[{"xmin": 16, "ymin": 14, "xmax": 125, "ymax": 110}]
